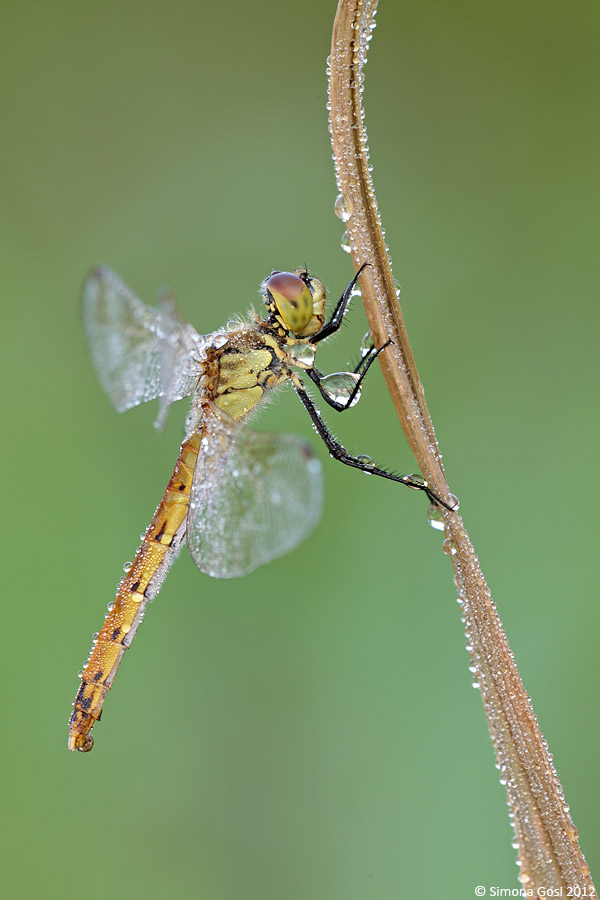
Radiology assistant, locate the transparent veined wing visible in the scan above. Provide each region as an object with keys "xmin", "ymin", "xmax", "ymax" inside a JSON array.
[
  {"xmin": 186, "ymin": 409, "xmax": 324, "ymax": 579},
  {"xmin": 82, "ymin": 265, "xmax": 203, "ymax": 423},
  {"xmin": 153, "ymin": 287, "xmax": 205, "ymax": 430}
]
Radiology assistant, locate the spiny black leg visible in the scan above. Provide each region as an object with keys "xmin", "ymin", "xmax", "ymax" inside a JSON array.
[
  {"xmin": 352, "ymin": 335, "xmax": 385, "ymax": 375},
  {"xmin": 350, "ymin": 337, "xmax": 391, "ymax": 389},
  {"xmin": 330, "ymin": 338, "xmax": 391, "ymax": 410},
  {"xmin": 306, "ymin": 339, "xmax": 392, "ymax": 412},
  {"xmin": 353, "ymin": 345, "xmax": 376, "ymax": 375},
  {"xmin": 294, "ymin": 381, "xmax": 455, "ymax": 510},
  {"xmin": 311, "ymin": 262, "xmax": 369, "ymax": 345}
]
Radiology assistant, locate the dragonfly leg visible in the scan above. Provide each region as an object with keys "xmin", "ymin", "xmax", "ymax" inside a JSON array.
[
  {"xmin": 311, "ymin": 262, "xmax": 369, "ymax": 344},
  {"xmin": 306, "ymin": 338, "xmax": 392, "ymax": 412},
  {"xmin": 352, "ymin": 339, "xmax": 383, "ymax": 375},
  {"xmin": 293, "ymin": 379, "xmax": 455, "ymax": 510}
]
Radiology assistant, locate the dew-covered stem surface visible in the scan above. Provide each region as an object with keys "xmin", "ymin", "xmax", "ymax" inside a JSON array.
[
  {"xmin": 329, "ymin": 0, "xmax": 594, "ymax": 891},
  {"xmin": 329, "ymin": 0, "xmax": 451, "ymax": 507}
]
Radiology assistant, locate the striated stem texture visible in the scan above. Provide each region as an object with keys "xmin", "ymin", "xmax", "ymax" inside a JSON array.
[{"xmin": 329, "ymin": 0, "xmax": 594, "ymax": 891}]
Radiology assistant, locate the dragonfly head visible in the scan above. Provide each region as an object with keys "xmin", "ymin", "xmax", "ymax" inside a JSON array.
[{"xmin": 263, "ymin": 269, "xmax": 326, "ymax": 338}]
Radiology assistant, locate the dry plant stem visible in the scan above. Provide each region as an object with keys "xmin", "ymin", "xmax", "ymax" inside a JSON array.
[
  {"xmin": 329, "ymin": 0, "xmax": 594, "ymax": 892},
  {"xmin": 329, "ymin": 0, "xmax": 451, "ymax": 507}
]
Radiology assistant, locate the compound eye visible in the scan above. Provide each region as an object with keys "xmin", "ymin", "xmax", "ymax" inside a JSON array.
[{"xmin": 265, "ymin": 271, "xmax": 313, "ymax": 333}]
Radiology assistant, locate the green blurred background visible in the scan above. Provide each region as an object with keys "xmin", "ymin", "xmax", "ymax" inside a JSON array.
[{"xmin": 2, "ymin": 0, "xmax": 598, "ymax": 896}]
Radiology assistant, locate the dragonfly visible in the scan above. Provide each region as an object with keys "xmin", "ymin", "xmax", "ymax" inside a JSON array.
[{"xmin": 68, "ymin": 262, "xmax": 451, "ymax": 751}]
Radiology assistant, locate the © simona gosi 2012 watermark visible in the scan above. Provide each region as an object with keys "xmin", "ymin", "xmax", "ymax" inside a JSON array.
[{"xmin": 473, "ymin": 888, "xmax": 596, "ymax": 898}]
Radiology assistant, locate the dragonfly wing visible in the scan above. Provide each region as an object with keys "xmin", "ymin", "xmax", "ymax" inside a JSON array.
[
  {"xmin": 154, "ymin": 289, "xmax": 205, "ymax": 430},
  {"xmin": 187, "ymin": 414, "xmax": 324, "ymax": 579},
  {"xmin": 82, "ymin": 265, "xmax": 202, "ymax": 418}
]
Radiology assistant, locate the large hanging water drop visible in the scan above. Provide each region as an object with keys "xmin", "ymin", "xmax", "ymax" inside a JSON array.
[
  {"xmin": 359, "ymin": 330, "xmax": 372, "ymax": 358},
  {"xmin": 427, "ymin": 504, "xmax": 445, "ymax": 531},
  {"xmin": 334, "ymin": 193, "xmax": 353, "ymax": 222},
  {"xmin": 319, "ymin": 372, "xmax": 361, "ymax": 407}
]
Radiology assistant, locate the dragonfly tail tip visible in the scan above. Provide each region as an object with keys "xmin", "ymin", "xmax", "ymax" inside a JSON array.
[{"xmin": 68, "ymin": 732, "xmax": 95, "ymax": 753}]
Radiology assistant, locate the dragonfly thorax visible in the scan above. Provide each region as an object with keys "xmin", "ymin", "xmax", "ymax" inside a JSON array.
[{"xmin": 263, "ymin": 269, "xmax": 325, "ymax": 338}]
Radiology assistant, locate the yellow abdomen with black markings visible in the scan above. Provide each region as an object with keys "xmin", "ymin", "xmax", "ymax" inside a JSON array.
[
  {"xmin": 68, "ymin": 433, "xmax": 202, "ymax": 751},
  {"xmin": 68, "ymin": 335, "xmax": 290, "ymax": 751}
]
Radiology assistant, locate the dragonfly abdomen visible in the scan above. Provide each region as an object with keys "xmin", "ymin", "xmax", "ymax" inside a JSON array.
[{"xmin": 68, "ymin": 432, "xmax": 202, "ymax": 751}]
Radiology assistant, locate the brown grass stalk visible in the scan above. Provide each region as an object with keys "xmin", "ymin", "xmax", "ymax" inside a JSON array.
[{"xmin": 329, "ymin": 0, "xmax": 594, "ymax": 890}]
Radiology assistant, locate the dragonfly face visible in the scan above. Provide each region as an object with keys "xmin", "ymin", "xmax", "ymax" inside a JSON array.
[
  {"xmin": 263, "ymin": 269, "xmax": 326, "ymax": 337},
  {"xmin": 69, "ymin": 263, "xmax": 448, "ymax": 752}
]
